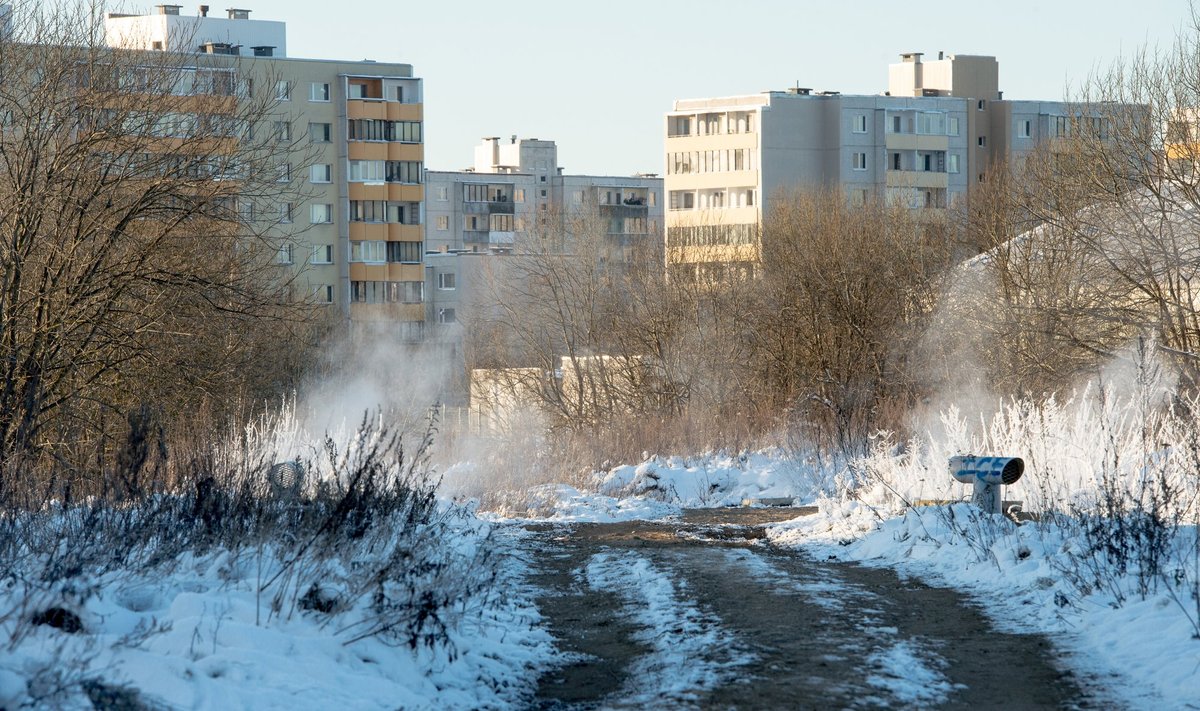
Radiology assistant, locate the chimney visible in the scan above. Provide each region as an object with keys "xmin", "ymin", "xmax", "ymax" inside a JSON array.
[
  {"xmin": 938, "ymin": 50, "xmax": 944, "ymax": 60},
  {"xmin": 199, "ymin": 4, "xmax": 209, "ymax": 16},
  {"xmin": 227, "ymin": 8, "xmax": 250, "ymax": 20}
]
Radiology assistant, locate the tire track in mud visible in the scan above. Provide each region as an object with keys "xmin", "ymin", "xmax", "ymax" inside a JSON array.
[{"xmin": 527, "ymin": 510, "xmax": 1101, "ymax": 710}]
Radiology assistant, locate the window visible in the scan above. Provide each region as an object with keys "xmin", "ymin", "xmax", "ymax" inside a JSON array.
[
  {"xmin": 276, "ymin": 163, "xmax": 291, "ymax": 182},
  {"xmin": 852, "ymin": 114, "xmax": 867, "ymax": 133},
  {"xmin": 311, "ymin": 244, "xmax": 333, "ymax": 264},
  {"xmin": 648, "ymin": 191, "xmax": 656, "ymax": 207},
  {"xmin": 977, "ymin": 136, "xmax": 987, "ymax": 147},
  {"xmin": 311, "ymin": 204, "xmax": 333, "ymax": 224},
  {"xmin": 395, "ymin": 86, "xmax": 405, "ymax": 102},
  {"xmin": 514, "ymin": 189, "xmax": 525, "ymax": 203},
  {"xmin": 275, "ymin": 244, "xmax": 293, "ymax": 265},
  {"xmin": 437, "ymin": 308, "xmax": 457, "ymax": 324},
  {"xmin": 892, "ymin": 152, "xmax": 902, "ymax": 171},
  {"xmin": 435, "ymin": 186, "xmax": 448, "ymax": 201},
  {"xmin": 1018, "ymin": 119, "xmax": 1032, "ymax": 138},
  {"xmin": 350, "ymin": 240, "xmax": 386, "ymax": 263},
  {"xmin": 385, "ymin": 161, "xmax": 422, "ymax": 184},
  {"xmin": 892, "ymin": 115, "xmax": 902, "ymax": 133},
  {"xmin": 310, "ymin": 164, "xmax": 331, "ymax": 183},
  {"xmin": 948, "ymin": 154, "xmax": 959, "ymax": 173},
  {"xmin": 572, "ymin": 190, "xmax": 583, "ymax": 204},
  {"xmin": 947, "ymin": 116, "xmax": 960, "ymax": 136},
  {"xmin": 346, "ymin": 119, "xmax": 422, "ymax": 142},
  {"xmin": 310, "ymin": 82, "xmax": 330, "ymax": 102},
  {"xmin": 279, "ymin": 202, "xmax": 294, "ymax": 223},
  {"xmin": 490, "ymin": 214, "xmax": 513, "ymax": 232},
  {"xmin": 977, "ymin": 99, "xmax": 986, "ymax": 111},
  {"xmin": 917, "ymin": 112, "xmax": 945, "ymax": 135},
  {"xmin": 309, "ymin": 122, "xmax": 331, "ymax": 142},
  {"xmin": 436, "ymin": 215, "xmax": 449, "ymax": 230},
  {"xmin": 387, "ymin": 241, "xmax": 421, "ymax": 263},
  {"xmin": 274, "ymin": 120, "xmax": 291, "ymax": 142},
  {"xmin": 463, "ymin": 184, "xmax": 489, "ymax": 202},
  {"xmin": 852, "ymin": 152, "xmax": 867, "ymax": 171},
  {"xmin": 437, "ymin": 272, "xmax": 456, "ymax": 290},
  {"xmin": 313, "ymin": 284, "xmax": 334, "ymax": 304},
  {"xmin": 274, "ymin": 81, "xmax": 290, "ymax": 101},
  {"xmin": 238, "ymin": 200, "xmax": 255, "ymax": 222},
  {"xmin": 668, "ymin": 116, "xmax": 691, "ymax": 137},
  {"xmin": 350, "ymin": 200, "xmax": 387, "ymax": 222},
  {"xmin": 540, "ymin": 189, "xmax": 547, "ymax": 197},
  {"xmin": 349, "ymin": 160, "xmax": 386, "ymax": 182}
]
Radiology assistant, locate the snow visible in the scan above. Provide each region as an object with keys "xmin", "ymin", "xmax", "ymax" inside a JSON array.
[
  {"xmin": 0, "ymin": 519, "xmax": 555, "ymax": 710},
  {"xmin": 594, "ymin": 450, "xmax": 833, "ymax": 509},
  {"xmin": 583, "ymin": 551, "xmax": 754, "ymax": 705},
  {"xmin": 863, "ymin": 640, "xmax": 956, "ymax": 706}
]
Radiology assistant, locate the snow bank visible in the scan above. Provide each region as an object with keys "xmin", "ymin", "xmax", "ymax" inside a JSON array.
[{"xmin": 0, "ymin": 519, "xmax": 554, "ymax": 710}]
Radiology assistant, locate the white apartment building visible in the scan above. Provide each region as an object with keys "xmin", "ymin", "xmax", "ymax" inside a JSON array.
[
  {"xmin": 104, "ymin": 6, "xmax": 426, "ymax": 341},
  {"xmin": 665, "ymin": 52, "xmax": 1106, "ymax": 279}
]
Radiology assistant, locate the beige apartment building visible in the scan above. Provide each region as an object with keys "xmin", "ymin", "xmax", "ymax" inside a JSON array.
[
  {"xmin": 665, "ymin": 52, "xmax": 1102, "ymax": 280},
  {"xmin": 105, "ymin": 5, "xmax": 426, "ymax": 341}
]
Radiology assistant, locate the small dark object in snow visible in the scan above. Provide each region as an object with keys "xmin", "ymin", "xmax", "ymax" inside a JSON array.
[
  {"xmin": 299, "ymin": 583, "xmax": 339, "ymax": 614},
  {"xmin": 30, "ymin": 606, "xmax": 83, "ymax": 633},
  {"xmin": 1054, "ymin": 591, "xmax": 1071, "ymax": 608},
  {"xmin": 81, "ymin": 679, "xmax": 150, "ymax": 710},
  {"xmin": 1017, "ymin": 547, "xmax": 1032, "ymax": 560}
]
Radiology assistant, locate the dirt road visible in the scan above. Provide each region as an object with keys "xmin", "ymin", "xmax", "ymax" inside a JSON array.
[{"xmin": 525, "ymin": 509, "xmax": 1099, "ymax": 710}]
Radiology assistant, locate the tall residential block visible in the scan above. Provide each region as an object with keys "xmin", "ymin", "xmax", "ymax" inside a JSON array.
[
  {"xmin": 665, "ymin": 52, "xmax": 1102, "ymax": 280},
  {"xmin": 104, "ymin": 5, "xmax": 426, "ymax": 341}
]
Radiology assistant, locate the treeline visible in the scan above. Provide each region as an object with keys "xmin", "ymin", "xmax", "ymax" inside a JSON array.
[{"xmin": 471, "ymin": 24, "xmax": 1200, "ymax": 467}]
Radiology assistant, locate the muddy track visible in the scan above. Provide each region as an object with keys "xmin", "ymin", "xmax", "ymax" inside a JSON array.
[{"xmin": 526, "ymin": 509, "xmax": 1102, "ymax": 710}]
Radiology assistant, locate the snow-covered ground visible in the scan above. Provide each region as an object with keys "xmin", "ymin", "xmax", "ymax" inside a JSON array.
[
  {"xmin": 512, "ymin": 394, "xmax": 1200, "ymax": 711},
  {"xmin": 0, "ymin": 519, "xmax": 554, "ymax": 710}
]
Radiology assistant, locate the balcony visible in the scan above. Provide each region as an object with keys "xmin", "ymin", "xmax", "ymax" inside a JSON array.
[
  {"xmin": 464, "ymin": 230, "xmax": 515, "ymax": 245},
  {"xmin": 885, "ymin": 170, "xmax": 949, "ymax": 189},
  {"xmin": 463, "ymin": 199, "xmax": 515, "ymax": 215}
]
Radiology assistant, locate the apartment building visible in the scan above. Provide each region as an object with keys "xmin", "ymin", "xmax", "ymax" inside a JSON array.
[
  {"xmin": 425, "ymin": 136, "xmax": 662, "ymax": 254},
  {"xmin": 664, "ymin": 52, "xmax": 1105, "ymax": 279},
  {"xmin": 104, "ymin": 5, "xmax": 426, "ymax": 341},
  {"xmin": 423, "ymin": 136, "xmax": 663, "ymax": 404}
]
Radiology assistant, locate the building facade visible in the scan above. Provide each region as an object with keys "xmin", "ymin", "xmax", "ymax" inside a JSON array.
[
  {"xmin": 664, "ymin": 52, "xmax": 1103, "ymax": 279},
  {"xmin": 422, "ymin": 136, "xmax": 663, "ymax": 404},
  {"xmin": 104, "ymin": 5, "xmax": 427, "ymax": 341}
]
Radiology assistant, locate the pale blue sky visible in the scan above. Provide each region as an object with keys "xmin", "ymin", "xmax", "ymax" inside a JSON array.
[{"xmin": 236, "ymin": 0, "xmax": 1186, "ymax": 175}]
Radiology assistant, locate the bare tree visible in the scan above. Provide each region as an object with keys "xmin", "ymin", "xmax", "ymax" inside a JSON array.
[
  {"xmin": 752, "ymin": 188, "xmax": 953, "ymax": 455},
  {"xmin": 0, "ymin": 1, "xmax": 320, "ymax": 486}
]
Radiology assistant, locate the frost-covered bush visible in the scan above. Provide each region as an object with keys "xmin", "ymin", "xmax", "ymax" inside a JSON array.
[
  {"xmin": 0, "ymin": 406, "xmax": 507, "ymax": 707},
  {"xmin": 853, "ymin": 350, "xmax": 1200, "ymax": 632}
]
